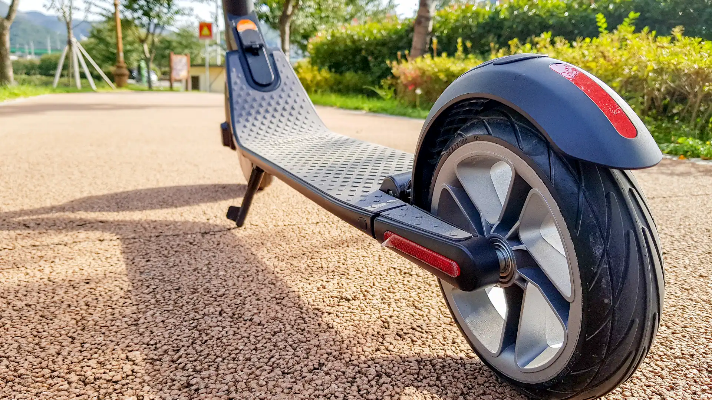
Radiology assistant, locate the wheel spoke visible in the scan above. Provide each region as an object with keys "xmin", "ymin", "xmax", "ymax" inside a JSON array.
[
  {"xmin": 436, "ymin": 184, "xmax": 484, "ymax": 235},
  {"xmin": 456, "ymin": 158, "xmax": 513, "ymax": 228},
  {"xmin": 515, "ymin": 254, "xmax": 571, "ymax": 326},
  {"xmin": 517, "ymin": 190, "xmax": 573, "ymax": 300},
  {"xmin": 450, "ymin": 287, "xmax": 507, "ymax": 354},
  {"xmin": 491, "ymin": 171, "xmax": 532, "ymax": 238},
  {"xmin": 499, "ymin": 285, "xmax": 524, "ymax": 352},
  {"xmin": 515, "ymin": 281, "xmax": 567, "ymax": 370}
]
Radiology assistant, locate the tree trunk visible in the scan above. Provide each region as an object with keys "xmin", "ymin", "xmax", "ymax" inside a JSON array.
[
  {"xmin": 0, "ymin": 0, "xmax": 20, "ymax": 86},
  {"xmin": 0, "ymin": 22, "xmax": 13, "ymax": 85},
  {"xmin": 278, "ymin": 0, "xmax": 299, "ymax": 62},
  {"xmin": 410, "ymin": 0, "xmax": 436, "ymax": 59},
  {"xmin": 65, "ymin": 20, "xmax": 74, "ymax": 85},
  {"xmin": 143, "ymin": 42, "xmax": 153, "ymax": 91}
]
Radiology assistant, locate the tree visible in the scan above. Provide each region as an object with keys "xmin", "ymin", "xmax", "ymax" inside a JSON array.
[
  {"xmin": 47, "ymin": 0, "xmax": 80, "ymax": 80},
  {"xmin": 153, "ymin": 25, "xmax": 202, "ymax": 72},
  {"xmin": 0, "ymin": 0, "xmax": 19, "ymax": 85},
  {"xmin": 123, "ymin": 0, "xmax": 184, "ymax": 89},
  {"xmin": 257, "ymin": 0, "xmax": 395, "ymax": 57},
  {"xmin": 410, "ymin": 0, "xmax": 435, "ymax": 58},
  {"xmin": 81, "ymin": 17, "xmax": 142, "ymax": 73}
]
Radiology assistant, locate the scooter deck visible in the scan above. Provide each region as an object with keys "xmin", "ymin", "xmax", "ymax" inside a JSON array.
[{"xmin": 226, "ymin": 49, "xmax": 472, "ymax": 243}]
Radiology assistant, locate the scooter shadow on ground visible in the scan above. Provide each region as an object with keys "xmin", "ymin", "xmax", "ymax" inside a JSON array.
[{"xmin": 0, "ymin": 184, "xmax": 524, "ymax": 399}]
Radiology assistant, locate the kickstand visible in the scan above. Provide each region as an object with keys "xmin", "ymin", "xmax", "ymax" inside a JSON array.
[{"xmin": 226, "ymin": 166, "xmax": 265, "ymax": 227}]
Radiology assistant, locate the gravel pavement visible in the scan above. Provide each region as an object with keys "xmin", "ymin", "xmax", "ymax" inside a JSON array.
[{"xmin": 0, "ymin": 92, "xmax": 710, "ymax": 399}]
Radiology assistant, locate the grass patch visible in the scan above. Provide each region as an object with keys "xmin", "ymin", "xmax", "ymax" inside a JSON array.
[
  {"xmin": 309, "ymin": 92, "xmax": 430, "ymax": 119},
  {"xmin": 0, "ymin": 75, "xmax": 171, "ymax": 102}
]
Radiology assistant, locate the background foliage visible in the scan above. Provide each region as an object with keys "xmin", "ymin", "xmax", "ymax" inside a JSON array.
[
  {"xmin": 387, "ymin": 15, "xmax": 711, "ymax": 142},
  {"xmin": 256, "ymin": 0, "xmax": 396, "ymax": 53},
  {"xmin": 309, "ymin": 18, "xmax": 411, "ymax": 82},
  {"xmin": 309, "ymin": 0, "xmax": 712, "ymax": 81}
]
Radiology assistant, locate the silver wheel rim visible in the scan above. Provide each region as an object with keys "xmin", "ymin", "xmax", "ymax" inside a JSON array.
[{"xmin": 432, "ymin": 141, "xmax": 582, "ymax": 383}]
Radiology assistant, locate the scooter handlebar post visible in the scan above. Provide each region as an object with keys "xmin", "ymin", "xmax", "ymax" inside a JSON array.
[{"xmin": 223, "ymin": 0, "xmax": 253, "ymax": 17}]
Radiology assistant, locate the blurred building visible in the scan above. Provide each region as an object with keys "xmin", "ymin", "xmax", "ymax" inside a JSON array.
[{"xmin": 189, "ymin": 64, "xmax": 226, "ymax": 93}]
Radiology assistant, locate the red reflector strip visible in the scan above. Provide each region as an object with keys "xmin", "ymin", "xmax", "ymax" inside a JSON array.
[
  {"xmin": 549, "ymin": 63, "xmax": 637, "ymax": 139},
  {"xmin": 383, "ymin": 231, "xmax": 461, "ymax": 277}
]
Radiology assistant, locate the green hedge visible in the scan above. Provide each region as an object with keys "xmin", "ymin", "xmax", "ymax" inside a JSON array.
[
  {"xmin": 309, "ymin": 19, "xmax": 412, "ymax": 84},
  {"xmin": 293, "ymin": 60, "xmax": 375, "ymax": 95},
  {"xmin": 12, "ymin": 54, "xmax": 69, "ymax": 77},
  {"xmin": 309, "ymin": 0, "xmax": 711, "ymax": 81}
]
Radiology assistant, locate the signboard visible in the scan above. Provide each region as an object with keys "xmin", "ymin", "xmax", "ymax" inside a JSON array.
[
  {"xmin": 170, "ymin": 54, "xmax": 189, "ymax": 81},
  {"xmin": 199, "ymin": 22, "xmax": 213, "ymax": 40},
  {"xmin": 169, "ymin": 52, "xmax": 191, "ymax": 91}
]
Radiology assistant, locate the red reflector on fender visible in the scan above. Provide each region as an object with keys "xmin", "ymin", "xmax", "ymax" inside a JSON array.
[
  {"xmin": 549, "ymin": 63, "xmax": 637, "ymax": 139},
  {"xmin": 383, "ymin": 231, "xmax": 461, "ymax": 277}
]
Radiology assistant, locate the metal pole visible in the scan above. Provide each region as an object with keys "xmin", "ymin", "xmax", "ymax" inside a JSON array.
[
  {"xmin": 47, "ymin": 36, "xmax": 52, "ymax": 54},
  {"xmin": 205, "ymin": 39, "xmax": 209, "ymax": 92},
  {"xmin": 215, "ymin": 0, "xmax": 220, "ymax": 66}
]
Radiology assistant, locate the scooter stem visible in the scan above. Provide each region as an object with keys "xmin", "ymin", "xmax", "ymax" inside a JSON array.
[{"xmin": 223, "ymin": 0, "xmax": 253, "ymax": 17}]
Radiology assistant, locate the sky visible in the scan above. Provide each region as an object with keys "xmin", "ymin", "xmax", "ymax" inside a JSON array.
[{"xmin": 17, "ymin": 0, "xmax": 418, "ymax": 29}]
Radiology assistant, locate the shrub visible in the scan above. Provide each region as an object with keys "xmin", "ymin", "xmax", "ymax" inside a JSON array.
[
  {"xmin": 432, "ymin": 0, "xmax": 618, "ymax": 57},
  {"xmin": 309, "ymin": 0, "xmax": 711, "ymax": 81},
  {"xmin": 308, "ymin": 18, "xmax": 412, "ymax": 82},
  {"xmin": 659, "ymin": 137, "xmax": 712, "ymax": 159},
  {"xmin": 390, "ymin": 15, "xmax": 712, "ymax": 140},
  {"xmin": 12, "ymin": 54, "xmax": 72, "ymax": 78},
  {"xmin": 389, "ymin": 39, "xmax": 484, "ymax": 106},
  {"xmin": 294, "ymin": 60, "xmax": 377, "ymax": 95},
  {"xmin": 11, "ymin": 59, "xmax": 40, "ymax": 76},
  {"xmin": 37, "ymin": 54, "xmax": 69, "ymax": 77}
]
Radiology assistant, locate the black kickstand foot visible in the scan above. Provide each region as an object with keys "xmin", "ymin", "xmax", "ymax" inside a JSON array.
[{"xmin": 226, "ymin": 166, "xmax": 265, "ymax": 227}]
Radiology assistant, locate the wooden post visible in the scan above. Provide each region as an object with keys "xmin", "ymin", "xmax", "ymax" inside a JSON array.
[{"xmin": 112, "ymin": 0, "xmax": 129, "ymax": 87}]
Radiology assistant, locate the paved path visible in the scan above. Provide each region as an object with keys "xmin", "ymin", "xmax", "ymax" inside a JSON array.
[{"xmin": 0, "ymin": 93, "xmax": 710, "ymax": 399}]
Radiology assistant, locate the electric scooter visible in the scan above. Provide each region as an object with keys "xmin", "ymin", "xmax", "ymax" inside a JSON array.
[{"xmin": 219, "ymin": 0, "xmax": 665, "ymax": 397}]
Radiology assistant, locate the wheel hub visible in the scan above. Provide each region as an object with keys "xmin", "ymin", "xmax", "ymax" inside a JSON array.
[{"xmin": 491, "ymin": 236, "xmax": 516, "ymax": 285}]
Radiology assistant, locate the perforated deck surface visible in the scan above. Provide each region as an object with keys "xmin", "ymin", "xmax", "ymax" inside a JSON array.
[
  {"xmin": 227, "ymin": 52, "xmax": 414, "ymax": 210},
  {"xmin": 227, "ymin": 50, "xmax": 472, "ymax": 241}
]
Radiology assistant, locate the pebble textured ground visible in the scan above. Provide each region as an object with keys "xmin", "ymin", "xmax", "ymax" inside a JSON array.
[{"xmin": 0, "ymin": 93, "xmax": 710, "ymax": 399}]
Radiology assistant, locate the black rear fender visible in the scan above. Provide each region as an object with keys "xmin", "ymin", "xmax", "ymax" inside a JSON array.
[{"xmin": 412, "ymin": 54, "xmax": 662, "ymax": 203}]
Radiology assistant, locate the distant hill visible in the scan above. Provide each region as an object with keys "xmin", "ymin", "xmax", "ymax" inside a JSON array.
[{"xmin": 0, "ymin": 0, "xmax": 93, "ymax": 54}]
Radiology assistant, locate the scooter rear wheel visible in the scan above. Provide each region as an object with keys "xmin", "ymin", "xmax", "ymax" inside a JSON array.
[{"xmin": 425, "ymin": 102, "xmax": 663, "ymax": 399}]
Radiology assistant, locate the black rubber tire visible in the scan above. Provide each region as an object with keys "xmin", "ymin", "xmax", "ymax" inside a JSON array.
[
  {"xmin": 421, "ymin": 100, "xmax": 664, "ymax": 400},
  {"xmin": 224, "ymin": 83, "xmax": 273, "ymax": 190}
]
